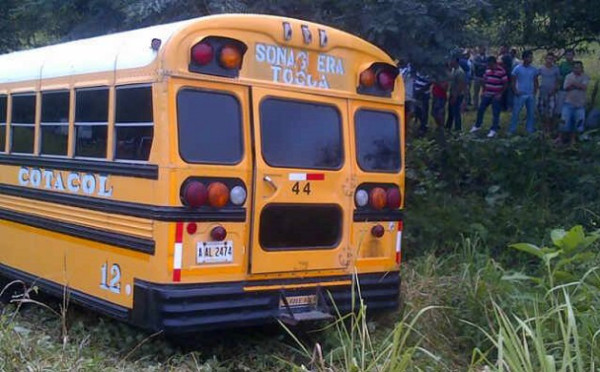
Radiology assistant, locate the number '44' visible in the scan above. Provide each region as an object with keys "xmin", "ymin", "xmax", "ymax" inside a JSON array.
[
  {"xmin": 100, "ymin": 263, "xmax": 121, "ymax": 294},
  {"xmin": 292, "ymin": 182, "xmax": 311, "ymax": 195}
]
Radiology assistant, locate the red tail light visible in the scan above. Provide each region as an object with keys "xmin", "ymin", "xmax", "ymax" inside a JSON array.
[
  {"xmin": 186, "ymin": 222, "xmax": 198, "ymax": 235},
  {"xmin": 357, "ymin": 63, "xmax": 398, "ymax": 96},
  {"xmin": 182, "ymin": 181, "xmax": 208, "ymax": 208},
  {"xmin": 191, "ymin": 42, "xmax": 214, "ymax": 66},
  {"xmin": 386, "ymin": 188, "xmax": 401, "ymax": 209},
  {"xmin": 207, "ymin": 182, "xmax": 230, "ymax": 208},
  {"xmin": 369, "ymin": 187, "xmax": 387, "ymax": 210},
  {"xmin": 371, "ymin": 224, "xmax": 385, "ymax": 238},
  {"xmin": 377, "ymin": 70, "xmax": 396, "ymax": 91},
  {"xmin": 210, "ymin": 226, "xmax": 227, "ymax": 241}
]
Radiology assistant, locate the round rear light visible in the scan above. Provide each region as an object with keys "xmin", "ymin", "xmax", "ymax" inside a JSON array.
[
  {"xmin": 219, "ymin": 45, "xmax": 242, "ymax": 69},
  {"xmin": 377, "ymin": 70, "xmax": 396, "ymax": 91},
  {"xmin": 371, "ymin": 224, "xmax": 385, "ymax": 238},
  {"xmin": 360, "ymin": 69, "xmax": 376, "ymax": 87},
  {"xmin": 191, "ymin": 42, "xmax": 213, "ymax": 66},
  {"xmin": 207, "ymin": 182, "xmax": 230, "ymax": 208},
  {"xmin": 210, "ymin": 226, "xmax": 227, "ymax": 241},
  {"xmin": 230, "ymin": 186, "xmax": 247, "ymax": 206},
  {"xmin": 186, "ymin": 222, "xmax": 198, "ymax": 235},
  {"xmin": 386, "ymin": 188, "xmax": 401, "ymax": 209},
  {"xmin": 355, "ymin": 189, "xmax": 369, "ymax": 207},
  {"xmin": 369, "ymin": 187, "xmax": 387, "ymax": 210},
  {"xmin": 182, "ymin": 181, "xmax": 207, "ymax": 208}
]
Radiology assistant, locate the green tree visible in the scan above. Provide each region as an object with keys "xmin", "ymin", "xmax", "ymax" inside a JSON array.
[{"xmin": 483, "ymin": 0, "xmax": 600, "ymax": 50}]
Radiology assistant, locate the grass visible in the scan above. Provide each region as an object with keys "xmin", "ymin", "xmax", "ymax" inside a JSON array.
[{"xmin": 0, "ymin": 227, "xmax": 599, "ymax": 370}]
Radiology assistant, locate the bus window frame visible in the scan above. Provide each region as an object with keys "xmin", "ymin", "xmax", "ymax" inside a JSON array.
[
  {"xmin": 0, "ymin": 93, "xmax": 7, "ymax": 153},
  {"xmin": 10, "ymin": 92, "xmax": 37, "ymax": 156},
  {"xmin": 258, "ymin": 96, "xmax": 345, "ymax": 171},
  {"xmin": 74, "ymin": 86, "xmax": 109, "ymax": 160},
  {"xmin": 40, "ymin": 89, "xmax": 70, "ymax": 158},
  {"xmin": 113, "ymin": 83, "xmax": 154, "ymax": 163},
  {"xmin": 353, "ymin": 107, "xmax": 402, "ymax": 173},
  {"xmin": 176, "ymin": 86, "xmax": 244, "ymax": 166}
]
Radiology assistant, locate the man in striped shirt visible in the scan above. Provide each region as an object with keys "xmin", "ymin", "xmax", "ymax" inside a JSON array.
[{"xmin": 470, "ymin": 56, "xmax": 509, "ymax": 137}]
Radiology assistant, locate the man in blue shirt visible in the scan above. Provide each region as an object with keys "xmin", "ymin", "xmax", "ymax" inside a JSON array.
[{"xmin": 508, "ymin": 50, "xmax": 539, "ymax": 134}]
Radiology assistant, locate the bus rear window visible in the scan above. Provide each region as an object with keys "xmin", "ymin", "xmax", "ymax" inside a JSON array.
[
  {"xmin": 260, "ymin": 99, "xmax": 342, "ymax": 169},
  {"xmin": 355, "ymin": 109, "xmax": 400, "ymax": 172},
  {"xmin": 177, "ymin": 89, "xmax": 243, "ymax": 164}
]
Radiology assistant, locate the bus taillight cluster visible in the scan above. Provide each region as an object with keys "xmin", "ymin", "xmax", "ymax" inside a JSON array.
[
  {"xmin": 181, "ymin": 179, "xmax": 247, "ymax": 208},
  {"xmin": 357, "ymin": 63, "xmax": 399, "ymax": 96},
  {"xmin": 189, "ymin": 36, "xmax": 247, "ymax": 78},
  {"xmin": 355, "ymin": 185, "xmax": 401, "ymax": 210}
]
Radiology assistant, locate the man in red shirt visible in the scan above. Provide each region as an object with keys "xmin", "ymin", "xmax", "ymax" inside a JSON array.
[{"xmin": 469, "ymin": 56, "xmax": 509, "ymax": 137}]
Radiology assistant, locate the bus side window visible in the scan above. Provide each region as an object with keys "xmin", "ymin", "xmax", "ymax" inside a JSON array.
[
  {"xmin": 0, "ymin": 95, "xmax": 6, "ymax": 152},
  {"xmin": 75, "ymin": 87, "xmax": 108, "ymax": 158},
  {"xmin": 10, "ymin": 93, "xmax": 36, "ymax": 154},
  {"xmin": 40, "ymin": 90, "xmax": 70, "ymax": 156},
  {"xmin": 114, "ymin": 85, "xmax": 153, "ymax": 161}
]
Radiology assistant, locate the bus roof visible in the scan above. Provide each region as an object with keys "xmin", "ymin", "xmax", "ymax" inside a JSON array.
[
  {"xmin": 0, "ymin": 19, "xmax": 195, "ymax": 84},
  {"xmin": 0, "ymin": 14, "xmax": 392, "ymax": 85}
]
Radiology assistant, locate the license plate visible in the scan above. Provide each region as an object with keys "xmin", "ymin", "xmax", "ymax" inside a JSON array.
[
  {"xmin": 279, "ymin": 294, "xmax": 317, "ymax": 309},
  {"xmin": 196, "ymin": 241, "xmax": 233, "ymax": 264}
]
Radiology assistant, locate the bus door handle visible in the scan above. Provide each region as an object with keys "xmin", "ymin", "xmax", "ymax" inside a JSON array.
[{"xmin": 263, "ymin": 175, "xmax": 278, "ymax": 191}]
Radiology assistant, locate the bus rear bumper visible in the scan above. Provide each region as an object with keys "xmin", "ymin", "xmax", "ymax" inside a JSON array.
[{"xmin": 131, "ymin": 272, "xmax": 400, "ymax": 334}]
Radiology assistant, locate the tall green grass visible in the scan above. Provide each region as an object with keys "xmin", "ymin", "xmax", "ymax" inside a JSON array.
[{"xmin": 279, "ymin": 279, "xmax": 440, "ymax": 371}]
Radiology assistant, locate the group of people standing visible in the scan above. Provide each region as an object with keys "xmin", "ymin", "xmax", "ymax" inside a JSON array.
[{"xmin": 402, "ymin": 47, "xmax": 591, "ymax": 143}]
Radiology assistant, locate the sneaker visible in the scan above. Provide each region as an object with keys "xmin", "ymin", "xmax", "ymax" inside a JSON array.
[
  {"xmin": 487, "ymin": 130, "xmax": 497, "ymax": 138},
  {"xmin": 469, "ymin": 126, "xmax": 481, "ymax": 133}
]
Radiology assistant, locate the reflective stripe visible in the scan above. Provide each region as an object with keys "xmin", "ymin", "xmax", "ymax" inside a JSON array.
[
  {"xmin": 289, "ymin": 173, "xmax": 325, "ymax": 181},
  {"xmin": 395, "ymin": 221, "xmax": 403, "ymax": 264},
  {"xmin": 173, "ymin": 222, "xmax": 184, "ymax": 282}
]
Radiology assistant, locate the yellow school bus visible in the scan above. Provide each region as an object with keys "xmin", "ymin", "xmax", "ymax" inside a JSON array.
[{"xmin": 0, "ymin": 14, "xmax": 405, "ymax": 333}]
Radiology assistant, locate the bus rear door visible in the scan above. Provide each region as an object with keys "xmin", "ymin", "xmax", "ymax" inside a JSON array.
[{"xmin": 249, "ymin": 88, "xmax": 352, "ymax": 274}]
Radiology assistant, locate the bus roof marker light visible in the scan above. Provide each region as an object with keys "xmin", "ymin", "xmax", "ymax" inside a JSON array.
[
  {"xmin": 151, "ymin": 38, "xmax": 162, "ymax": 51},
  {"xmin": 301, "ymin": 25, "xmax": 312, "ymax": 44},
  {"xmin": 319, "ymin": 29, "xmax": 328, "ymax": 47},
  {"xmin": 283, "ymin": 22, "xmax": 292, "ymax": 41},
  {"xmin": 191, "ymin": 42, "xmax": 214, "ymax": 66}
]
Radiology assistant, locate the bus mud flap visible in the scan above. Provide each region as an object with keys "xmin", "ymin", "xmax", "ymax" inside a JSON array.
[{"xmin": 277, "ymin": 286, "xmax": 334, "ymax": 326}]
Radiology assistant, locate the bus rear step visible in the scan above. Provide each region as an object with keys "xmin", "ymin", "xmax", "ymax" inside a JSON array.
[{"xmin": 279, "ymin": 310, "xmax": 334, "ymax": 325}]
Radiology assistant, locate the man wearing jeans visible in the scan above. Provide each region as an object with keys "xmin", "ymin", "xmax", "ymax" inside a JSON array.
[
  {"xmin": 559, "ymin": 61, "xmax": 589, "ymax": 144},
  {"xmin": 508, "ymin": 50, "xmax": 539, "ymax": 134},
  {"xmin": 470, "ymin": 56, "xmax": 508, "ymax": 137}
]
